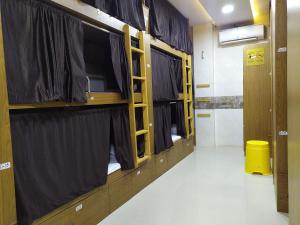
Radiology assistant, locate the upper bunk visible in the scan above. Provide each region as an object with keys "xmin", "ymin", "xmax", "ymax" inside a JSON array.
[{"xmin": 3, "ymin": 0, "xmax": 192, "ymax": 110}]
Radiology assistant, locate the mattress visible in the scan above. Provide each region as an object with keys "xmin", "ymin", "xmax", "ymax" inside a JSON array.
[
  {"xmin": 172, "ymin": 135, "xmax": 181, "ymax": 142},
  {"xmin": 107, "ymin": 162, "xmax": 121, "ymax": 175}
]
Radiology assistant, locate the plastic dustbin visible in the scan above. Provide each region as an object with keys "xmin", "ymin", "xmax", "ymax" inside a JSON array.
[{"xmin": 245, "ymin": 140, "xmax": 271, "ymax": 175}]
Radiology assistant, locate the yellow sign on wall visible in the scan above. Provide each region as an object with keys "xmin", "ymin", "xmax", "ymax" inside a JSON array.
[{"xmin": 247, "ymin": 48, "xmax": 265, "ymax": 66}]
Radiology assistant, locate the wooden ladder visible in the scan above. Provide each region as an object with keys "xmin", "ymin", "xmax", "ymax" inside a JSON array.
[
  {"xmin": 124, "ymin": 25, "xmax": 151, "ymax": 167},
  {"xmin": 182, "ymin": 53, "xmax": 194, "ymax": 138}
]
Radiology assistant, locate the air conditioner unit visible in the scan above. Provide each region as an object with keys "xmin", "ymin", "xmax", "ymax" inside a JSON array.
[{"xmin": 219, "ymin": 24, "xmax": 265, "ymax": 45}]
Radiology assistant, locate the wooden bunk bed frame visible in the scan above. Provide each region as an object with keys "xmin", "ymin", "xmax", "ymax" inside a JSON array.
[{"xmin": 0, "ymin": 1, "xmax": 194, "ymax": 225}]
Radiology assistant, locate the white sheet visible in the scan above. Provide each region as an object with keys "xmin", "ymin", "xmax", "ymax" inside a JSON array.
[
  {"xmin": 172, "ymin": 135, "xmax": 181, "ymax": 142},
  {"xmin": 107, "ymin": 162, "xmax": 121, "ymax": 175}
]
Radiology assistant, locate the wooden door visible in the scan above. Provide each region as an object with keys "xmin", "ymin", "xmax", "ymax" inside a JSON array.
[
  {"xmin": 243, "ymin": 43, "xmax": 272, "ymax": 148},
  {"xmin": 271, "ymin": 0, "xmax": 288, "ymax": 213},
  {"xmin": 287, "ymin": 1, "xmax": 300, "ymax": 224}
]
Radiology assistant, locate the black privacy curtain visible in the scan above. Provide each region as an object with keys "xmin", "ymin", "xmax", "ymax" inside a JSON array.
[
  {"xmin": 109, "ymin": 33, "xmax": 131, "ymax": 99},
  {"xmin": 10, "ymin": 106, "xmax": 134, "ymax": 225},
  {"xmin": 81, "ymin": 0, "xmax": 146, "ymax": 31},
  {"xmin": 171, "ymin": 101, "xmax": 186, "ymax": 137},
  {"xmin": 149, "ymin": 0, "xmax": 193, "ymax": 54},
  {"xmin": 151, "ymin": 48, "xmax": 183, "ymax": 101},
  {"xmin": 153, "ymin": 102, "xmax": 173, "ymax": 154},
  {"xmin": 1, "ymin": 0, "xmax": 87, "ymax": 104}
]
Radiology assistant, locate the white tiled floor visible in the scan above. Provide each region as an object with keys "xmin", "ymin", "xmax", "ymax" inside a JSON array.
[{"xmin": 99, "ymin": 147, "xmax": 289, "ymax": 225}]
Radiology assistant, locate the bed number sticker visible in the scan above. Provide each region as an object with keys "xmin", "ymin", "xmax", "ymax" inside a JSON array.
[
  {"xmin": 137, "ymin": 170, "xmax": 141, "ymax": 176},
  {"xmin": 247, "ymin": 48, "xmax": 265, "ymax": 66},
  {"xmin": 75, "ymin": 204, "xmax": 83, "ymax": 212},
  {"xmin": 0, "ymin": 162, "xmax": 11, "ymax": 171},
  {"xmin": 160, "ymin": 159, "xmax": 164, "ymax": 163}
]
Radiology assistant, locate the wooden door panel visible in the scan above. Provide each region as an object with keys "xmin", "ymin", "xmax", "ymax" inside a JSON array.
[{"xmin": 243, "ymin": 43, "xmax": 272, "ymax": 147}]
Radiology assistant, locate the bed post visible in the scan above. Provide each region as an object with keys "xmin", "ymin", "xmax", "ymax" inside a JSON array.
[
  {"xmin": 144, "ymin": 34, "xmax": 154, "ymax": 154},
  {"xmin": 0, "ymin": 15, "xmax": 17, "ymax": 225}
]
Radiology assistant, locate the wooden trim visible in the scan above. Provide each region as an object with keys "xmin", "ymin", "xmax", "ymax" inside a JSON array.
[
  {"xmin": 182, "ymin": 53, "xmax": 189, "ymax": 137},
  {"xmin": 0, "ymin": 15, "xmax": 17, "ymax": 225},
  {"xmin": 150, "ymin": 37, "xmax": 183, "ymax": 58},
  {"xmin": 144, "ymin": 34, "xmax": 155, "ymax": 155},
  {"xmin": 9, "ymin": 93, "xmax": 142, "ymax": 110},
  {"xmin": 196, "ymin": 84, "xmax": 210, "ymax": 88},
  {"xmin": 271, "ymin": 0, "xmax": 288, "ymax": 213},
  {"xmin": 138, "ymin": 29, "xmax": 152, "ymax": 163},
  {"xmin": 197, "ymin": 113, "xmax": 211, "ymax": 118},
  {"xmin": 49, "ymin": 0, "xmax": 140, "ymax": 39},
  {"xmin": 124, "ymin": 25, "xmax": 139, "ymax": 168}
]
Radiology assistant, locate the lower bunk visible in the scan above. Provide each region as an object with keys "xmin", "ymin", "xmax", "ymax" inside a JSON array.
[{"xmin": 33, "ymin": 137, "xmax": 194, "ymax": 225}]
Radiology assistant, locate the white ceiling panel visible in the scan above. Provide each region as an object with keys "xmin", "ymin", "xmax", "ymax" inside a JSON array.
[
  {"xmin": 198, "ymin": 0, "xmax": 253, "ymax": 26},
  {"xmin": 169, "ymin": 0, "xmax": 254, "ymax": 27}
]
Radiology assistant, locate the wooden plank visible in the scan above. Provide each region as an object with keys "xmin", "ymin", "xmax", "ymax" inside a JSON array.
[
  {"xmin": 131, "ymin": 47, "xmax": 144, "ymax": 54},
  {"xmin": 187, "ymin": 55, "xmax": 195, "ymax": 138},
  {"xmin": 271, "ymin": 0, "xmax": 288, "ymax": 213},
  {"xmin": 138, "ymin": 30, "xmax": 152, "ymax": 164},
  {"xmin": 182, "ymin": 53, "xmax": 190, "ymax": 138},
  {"xmin": 150, "ymin": 37, "xmax": 183, "ymax": 58},
  {"xmin": 287, "ymin": 0, "xmax": 300, "ymax": 223},
  {"xmin": 9, "ymin": 93, "xmax": 142, "ymax": 110},
  {"xmin": 196, "ymin": 84, "xmax": 210, "ymax": 88},
  {"xmin": 50, "ymin": 0, "xmax": 140, "ymax": 38},
  {"xmin": 0, "ymin": 15, "xmax": 17, "ymax": 225},
  {"xmin": 144, "ymin": 34, "xmax": 155, "ymax": 155},
  {"xmin": 197, "ymin": 114, "xmax": 211, "ymax": 118},
  {"xmin": 124, "ymin": 25, "xmax": 139, "ymax": 168}
]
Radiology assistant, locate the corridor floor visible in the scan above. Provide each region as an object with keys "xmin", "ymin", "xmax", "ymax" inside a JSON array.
[{"xmin": 99, "ymin": 147, "xmax": 289, "ymax": 225}]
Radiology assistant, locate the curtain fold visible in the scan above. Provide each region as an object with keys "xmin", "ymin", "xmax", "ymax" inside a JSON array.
[
  {"xmin": 109, "ymin": 33, "xmax": 131, "ymax": 99},
  {"xmin": 111, "ymin": 106, "xmax": 135, "ymax": 170},
  {"xmin": 149, "ymin": 0, "xmax": 193, "ymax": 54},
  {"xmin": 10, "ymin": 106, "xmax": 134, "ymax": 225},
  {"xmin": 81, "ymin": 0, "xmax": 146, "ymax": 31},
  {"xmin": 136, "ymin": 108, "xmax": 146, "ymax": 158},
  {"xmin": 1, "ymin": 0, "xmax": 87, "ymax": 104},
  {"xmin": 151, "ymin": 48, "xmax": 180, "ymax": 101},
  {"xmin": 10, "ymin": 108, "xmax": 111, "ymax": 225},
  {"xmin": 171, "ymin": 58, "xmax": 183, "ymax": 93},
  {"xmin": 153, "ymin": 102, "xmax": 173, "ymax": 154},
  {"xmin": 171, "ymin": 101, "xmax": 186, "ymax": 137}
]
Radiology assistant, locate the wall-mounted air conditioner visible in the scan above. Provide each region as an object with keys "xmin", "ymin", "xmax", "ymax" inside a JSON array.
[{"xmin": 219, "ymin": 24, "xmax": 265, "ymax": 45}]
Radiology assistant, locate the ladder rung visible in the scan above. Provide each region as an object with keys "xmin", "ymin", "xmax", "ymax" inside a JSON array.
[
  {"xmin": 134, "ymin": 103, "xmax": 147, "ymax": 108},
  {"xmin": 187, "ymin": 99, "xmax": 192, "ymax": 102},
  {"xmin": 187, "ymin": 83, "xmax": 192, "ymax": 86},
  {"xmin": 137, "ymin": 155, "xmax": 150, "ymax": 165},
  {"xmin": 136, "ymin": 129, "xmax": 148, "ymax": 136},
  {"xmin": 133, "ymin": 76, "xmax": 146, "ymax": 80},
  {"xmin": 131, "ymin": 47, "xmax": 144, "ymax": 54},
  {"xmin": 188, "ymin": 116, "xmax": 193, "ymax": 120},
  {"xmin": 186, "ymin": 66, "xmax": 191, "ymax": 69}
]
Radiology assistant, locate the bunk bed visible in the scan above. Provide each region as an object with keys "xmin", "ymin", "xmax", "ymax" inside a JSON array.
[
  {"xmin": 148, "ymin": 0, "xmax": 193, "ymax": 54},
  {"xmin": 0, "ymin": 0, "xmax": 194, "ymax": 225},
  {"xmin": 151, "ymin": 47, "xmax": 187, "ymax": 154}
]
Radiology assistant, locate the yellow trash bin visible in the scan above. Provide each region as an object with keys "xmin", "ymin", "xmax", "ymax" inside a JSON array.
[{"xmin": 245, "ymin": 140, "xmax": 271, "ymax": 175}]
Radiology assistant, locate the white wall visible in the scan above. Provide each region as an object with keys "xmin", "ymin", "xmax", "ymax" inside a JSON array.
[
  {"xmin": 193, "ymin": 23, "xmax": 245, "ymax": 148},
  {"xmin": 193, "ymin": 24, "xmax": 216, "ymax": 147}
]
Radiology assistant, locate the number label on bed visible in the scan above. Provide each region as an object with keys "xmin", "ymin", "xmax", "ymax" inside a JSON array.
[{"xmin": 0, "ymin": 162, "xmax": 11, "ymax": 171}]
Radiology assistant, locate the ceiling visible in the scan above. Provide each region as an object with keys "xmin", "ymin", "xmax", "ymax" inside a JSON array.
[
  {"xmin": 167, "ymin": 0, "xmax": 212, "ymax": 25},
  {"xmin": 199, "ymin": 0, "xmax": 253, "ymax": 27},
  {"xmin": 168, "ymin": 0, "xmax": 269, "ymax": 27}
]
